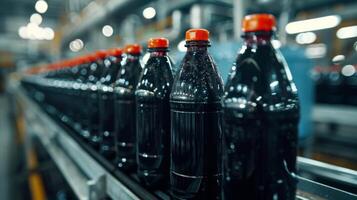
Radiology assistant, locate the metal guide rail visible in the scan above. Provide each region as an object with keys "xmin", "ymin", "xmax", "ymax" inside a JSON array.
[
  {"xmin": 15, "ymin": 85, "xmax": 357, "ymax": 200},
  {"xmin": 313, "ymin": 104, "xmax": 357, "ymax": 126}
]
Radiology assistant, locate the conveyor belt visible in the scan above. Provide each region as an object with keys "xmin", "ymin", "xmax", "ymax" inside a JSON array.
[{"xmin": 15, "ymin": 85, "xmax": 357, "ymax": 200}]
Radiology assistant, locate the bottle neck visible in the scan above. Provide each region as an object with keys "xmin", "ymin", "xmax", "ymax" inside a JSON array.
[
  {"xmin": 149, "ymin": 48, "xmax": 168, "ymax": 56},
  {"xmin": 186, "ymin": 40, "xmax": 210, "ymax": 52},
  {"xmin": 126, "ymin": 53, "xmax": 141, "ymax": 60},
  {"xmin": 242, "ymin": 31, "xmax": 273, "ymax": 46},
  {"xmin": 110, "ymin": 55, "xmax": 122, "ymax": 64}
]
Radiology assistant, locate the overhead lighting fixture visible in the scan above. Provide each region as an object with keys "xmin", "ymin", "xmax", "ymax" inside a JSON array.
[
  {"xmin": 142, "ymin": 7, "xmax": 156, "ymax": 19},
  {"xmin": 102, "ymin": 25, "xmax": 114, "ymax": 37},
  {"xmin": 35, "ymin": 0, "xmax": 48, "ymax": 14},
  {"xmin": 177, "ymin": 40, "xmax": 187, "ymax": 52},
  {"xmin": 332, "ymin": 55, "xmax": 345, "ymax": 63},
  {"xmin": 285, "ymin": 15, "xmax": 341, "ymax": 34},
  {"xmin": 26, "ymin": 22, "xmax": 41, "ymax": 40},
  {"xmin": 19, "ymin": 23, "xmax": 54, "ymax": 40},
  {"xmin": 341, "ymin": 65, "xmax": 356, "ymax": 77},
  {"xmin": 18, "ymin": 26, "xmax": 28, "ymax": 39},
  {"xmin": 336, "ymin": 25, "xmax": 357, "ymax": 39},
  {"xmin": 30, "ymin": 13, "xmax": 42, "ymax": 25},
  {"xmin": 305, "ymin": 43, "xmax": 327, "ymax": 59},
  {"xmin": 257, "ymin": 0, "xmax": 272, "ymax": 3},
  {"xmin": 43, "ymin": 27, "xmax": 55, "ymax": 40},
  {"xmin": 295, "ymin": 32, "xmax": 316, "ymax": 44},
  {"xmin": 69, "ymin": 39, "xmax": 84, "ymax": 52}
]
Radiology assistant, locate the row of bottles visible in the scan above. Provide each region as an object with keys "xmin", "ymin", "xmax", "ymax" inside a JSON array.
[{"xmin": 21, "ymin": 14, "xmax": 299, "ymax": 200}]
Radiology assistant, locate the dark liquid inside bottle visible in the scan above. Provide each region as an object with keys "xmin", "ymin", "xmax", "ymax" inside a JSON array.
[
  {"xmin": 99, "ymin": 55, "xmax": 121, "ymax": 159},
  {"xmin": 114, "ymin": 53, "xmax": 142, "ymax": 170},
  {"xmin": 136, "ymin": 49, "xmax": 173, "ymax": 187},
  {"xmin": 170, "ymin": 40, "xmax": 224, "ymax": 199},
  {"xmin": 223, "ymin": 31, "xmax": 299, "ymax": 200},
  {"xmin": 86, "ymin": 60, "xmax": 105, "ymax": 148},
  {"xmin": 74, "ymin": 62, "xmax": 91, "ymax": 135}
]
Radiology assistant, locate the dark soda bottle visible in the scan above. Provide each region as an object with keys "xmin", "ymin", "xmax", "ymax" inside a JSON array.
[
  {"xmin": 135, "ymin": 38, "xmax": 174, "ymax": 187},
  {"xmin": 114, "ymin": 44, "xmax": 143, "ymax": 170},
  {"xmin": 99, "ymin": 48, "xmax": 123, "ymax": 159},
  {"xmin": 170, "ymin": 29, "xmax": 224, "ymax": 199},
  {"xmin": 79, "ymin": 54, "xmax": 98, "ymax": 140},
  {"xmin": 87, "ymin": 51, "xmax": 107, "ymax": 147},
  {"xmin": 222, "ymin": 14, "xmax": 299, "ymax": 200},
  {"xmin": 71, "ymin": 56, "xmax": 91, "ymax": 130}
]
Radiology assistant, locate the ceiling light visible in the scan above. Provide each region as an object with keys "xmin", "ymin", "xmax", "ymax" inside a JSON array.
[
  {"xmin": 26, "ymin": 22, "xmax": 41, "ymax": 40},
  {"xmin": 43, "ymin": 27, "xmax": 55, "ymax": 40},
  {"xmin": 295, "ymin": 32, "xmax": 316, "ymax": 44},
  {"xmin": 336, "ymin": 25, "xmax": 357, "ymax": 39},
  {"xmin": 69, "ymin": 39, "xmax": 84, "ymax": 52},
  {"xmin": 341, "ymin": 65, "xmax": 356, "ymax": 77},
  {"xmin": 305, "ymin": 43, "xmax": 327, "ymax": 59},
  {"xmin": 30, "ymin": 13, "xmax": 42, "ymax": 25},
  {"xmin": 18, "ymin": 26, "xmax": 28, "ymax": 39},
  {"xmin": 102, "ymin": 25, "xmax": 114, "ymax": 37},
  {"xmin": 332, "ymin": 55, "xmax": 345, "ymax": 63},
  {"xmin": 35, "ymin": 0, "xmax": 48, "ymax": 14},
  {"xmin": 285, "ymin": 15, "xmax": 341, "ymax": 34},
  {"xmin": 143, "ymin": 7, "xmax": 156, "ymax": 19}
]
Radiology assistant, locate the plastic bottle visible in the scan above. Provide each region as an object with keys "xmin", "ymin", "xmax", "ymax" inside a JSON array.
[
  {"xmin": 222, "ymin": 14, "xmax": 299, "ymax": 200},
  {"xmin": 135, "ymin": 38, "xmax": 174, "ymax": 187},
  {"xmin": 99, "ymin": 48, "xmax": 123, "ymax": 159},
  {"xmin": 87, "ymin": 50, "xmax": 108, "ymax": 148},
  {"xmin": 170, "ymin": 29, "xmax": 224, "ymax": 199},
  {"xmin": 114, "ymin": 44, "xmax": 143, "ymax": 170},
  {"xmin": 79, "ymin": 54, "xmax": 98, "ymax": 140}
]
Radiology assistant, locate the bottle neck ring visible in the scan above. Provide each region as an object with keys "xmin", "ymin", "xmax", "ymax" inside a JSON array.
[
  {"xmin": 242, "ymin": 31, "xmax": 274, "ymax": 45},
  {"xmin": 185, "ymin": 40, "xmax": 210, "ymax": 51}
]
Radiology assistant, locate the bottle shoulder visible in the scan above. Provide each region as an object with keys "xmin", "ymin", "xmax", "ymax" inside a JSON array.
[
  {"xmin": 225, "ymin": 45, "xmax": 298, "ymax": 100},
  {"xmin": 224, "ymin": 44, "xmax": 299, "ymax": 113},
  {"xmin": 170, "ymin": 52, "xmax": 224, "ymax": 102},
  {"xmin": 135, "ymin": 57, "xmax": 174, "ymax": 99},
  {"xmin": 114, "ymin": 59, "xmax": 142, "ymax": 90}
]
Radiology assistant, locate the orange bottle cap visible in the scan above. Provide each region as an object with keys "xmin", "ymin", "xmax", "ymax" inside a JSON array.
[
  {"xmin": 185, "ymin": 29, "xmax": 209, "ymax": 41},
  {"xmin": 124, "ymin": 44, "xmax": 142, "ymax": 54},
  {"xmin": 87, "ymin": 53, "xmax": 97, "ymax": 62},
  {"xmin": 95, "ymin": 50, "xmax": 108, "ymax": 59},
  {"xmin": 242, "ymin": 14, "xmax": 276, "ymax": 32},
  {"xmin": 109, "ymin": 48, "xmax": 123, "ymax": 57},
  {"xmin": 148, "ymin": 38, "xmax": 169, "ymax": 48}
]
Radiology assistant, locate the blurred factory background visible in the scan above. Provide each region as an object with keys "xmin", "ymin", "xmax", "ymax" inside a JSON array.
[{"xmin": 0, "ymin": 0, "xmax": 357, "ymax": 199}]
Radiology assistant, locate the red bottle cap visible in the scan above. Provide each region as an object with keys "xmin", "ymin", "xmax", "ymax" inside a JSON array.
[
  {"xmin": 61, "ymin": 59, "xmax": 71, "ymax": 68},
  {"xmin": 148, "ymin": 38, "xmax": 169, "ymax": 48},
  {"xmin": 109, "ymin": 48, "xmax": 123, "ymax": 57},
  {"xmin": 87, "ymin": 53, "xmax": 97, "ymax": 62},
  {"xmin": 95, "ymin": 50, "xmax": 108, "ymax": 59},
  {"xmin": 124, "ymin": 44, "xmax": 142, "ymax": 54},
  {"xmin": 185, "ymin": 29, "xmax": 209, "ymax": 41},
  {"xmin": 72, "ymin": 57, "xmax": 82, "ymax": 66},
  {"xmin": 76, "ymin": 56, "xmax": 86, "ymax": 64},
  {"xmin": 242, "ymin": 14, "xmax": 276, "ymax": 32}
]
